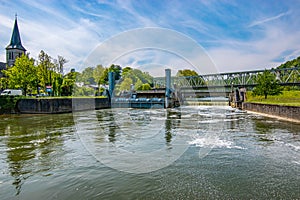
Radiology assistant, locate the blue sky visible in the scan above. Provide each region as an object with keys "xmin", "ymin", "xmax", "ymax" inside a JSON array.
[{"xmin": 0, "ymin": 0, "xmax": 300, "ymax": 76}]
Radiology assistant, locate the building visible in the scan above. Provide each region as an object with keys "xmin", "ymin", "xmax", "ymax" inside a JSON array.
[
  {"xmin": 6, "ymin": 15, "xmax": 26, "ymax": 66},
  {"xmin": 0, "ymin": 15, "xmax": 26, "ymax": 77}
]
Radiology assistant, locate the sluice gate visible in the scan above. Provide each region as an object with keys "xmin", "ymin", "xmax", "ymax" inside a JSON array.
[{"xmin": 110, "ymin": 69, "xmax": 180, "ymax": 109}]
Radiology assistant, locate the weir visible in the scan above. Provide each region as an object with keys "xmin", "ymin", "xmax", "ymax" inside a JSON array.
[
  {"xmin": 16, "ymin": 67, "xmax": 300, "ymax": 113},
  {"xmin": 111, "ymin": 69, "xmax": 179, "ymax": 109}
]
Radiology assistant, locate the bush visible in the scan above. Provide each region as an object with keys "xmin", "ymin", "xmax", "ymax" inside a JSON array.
[{"xmin": 0, "ymin": 96, "xmax": 21, "ymax": 114}]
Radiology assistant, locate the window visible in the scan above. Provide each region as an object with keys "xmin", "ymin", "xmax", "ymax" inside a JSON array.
[{"xmin": 8, "ymin": 52, "xmax": 12, "ymax": 60}]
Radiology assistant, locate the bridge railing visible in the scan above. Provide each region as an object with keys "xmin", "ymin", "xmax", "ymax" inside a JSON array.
[{"xmin": 153, "ymin": 67, "xmax": 300, "ymax": 87}]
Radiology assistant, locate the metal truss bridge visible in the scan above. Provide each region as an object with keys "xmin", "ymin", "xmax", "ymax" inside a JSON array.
[{"xmin": 153, "ymin": 67, "xmax": 300, "ymax": 88}]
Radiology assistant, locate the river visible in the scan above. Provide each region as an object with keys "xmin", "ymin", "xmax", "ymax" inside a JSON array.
[{"xmin": 0, "ymin": 106, "xmax": 299, "ymax": 199}]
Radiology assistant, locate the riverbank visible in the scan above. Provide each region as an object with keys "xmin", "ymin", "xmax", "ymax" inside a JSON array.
[
  {"xmin": 246, "ymin": 90, "xmax": 300, "ymax": 106},
  {"xmin": 0, "ymin": 97, "xmax": 110, "ymax": 114},
  {"xmin": 243, "ymin": 102, "xmax": 300, "ymax": 123},
  {"xmin": 17, "ymin": 97, "xmax": 110, "ymax": 114},
  {"xmin": 0, "ymin": 96, "xmax": 21, "ymax": 114}
]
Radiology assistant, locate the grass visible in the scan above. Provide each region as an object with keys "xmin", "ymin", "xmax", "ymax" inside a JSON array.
[{"xmin": 246, "ymin": 90, "xmax": 300, "ymax": 106}]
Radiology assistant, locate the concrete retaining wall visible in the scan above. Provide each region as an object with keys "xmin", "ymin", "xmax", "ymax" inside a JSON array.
[
  {"xmin": 17, "ymin": 98, "xmax": 110, "ymax": 114},
  {"xmin": 243, "ymin": 102, "xmax": 300, "ymax": 122}
]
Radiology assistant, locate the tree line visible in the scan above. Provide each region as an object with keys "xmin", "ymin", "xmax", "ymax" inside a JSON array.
[
  {"xmin": 277, "ymin": 56, "xmax": 300, "ymax": 69},
  {"xmin": 1, "ymin": 51, "xmax": 200, "ymax": 96},
  {"xmin": 0, "ymin": 51, "xmax": 72, "ymax": 96},
  {"xmin": 75, "ymin": 65, "xmax": 155, "ymax": 96},
  {"xmin": 252, "ymin": 56, "xmax": 300, "ymax": 99}
]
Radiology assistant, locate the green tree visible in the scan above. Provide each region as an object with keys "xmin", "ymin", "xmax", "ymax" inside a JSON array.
[
  {"xmin": 121, "ymin": 67, "xmax": 153, "ymax": 86},
  {"xmin": 176, "ymin": 69, "xmax": 199, "ymax": 77},
  {"xmin": 4, "ymin": 54, "xmax": 37, "ymax": 96},
  {"xmin": 135, "ymin": 79, "xmax": 143, "ymax": 90},
  {"xmin": 77, "ymin": 67, "xmax": 95, "ymax": 85},
  {"xmin": 122, "ymin": 67, "xmax": 132, "ymax": 76},
  {"xmin": 119, "ymin": 77, "xmax": 133, "ymax": 91},
  {"xmin": 37, "ymin": 50, "xmax": 66, "ymax": 96},
  {"xmin": 37, "ymin": 50, "xmax": 57, "ymax": 92},
  {"xmin": 141, "ymin": 83, "xmax": 151, "ymax": 90},
  {"xmin": 98, "ymin": 64, "xmax": 122, "ymax": 85},
  {"xmin": 93, "ymin": 65, "xmax": 105, "ymax": 86},
  {"xmin": 109, "ymin": 64, "xmax": 122, "ymax": 81},
  {"xmin": 61, "ymin": 70, "xmax": 77, "ymax": 96},
  {"xmin": 176, "ymin": 69, "xmax": 205, "ymax": 86},
  {"xmin": 277, "ymin": 56, "xmax": 300, "ymax": 69},
  {"xmin": 0, "ymin": 77, "xmax": 8, "ymax": 91},
  {"xmin": 253, "ymin": 70, "xmax": 282, "ymax": 99},
  {"xmin": 99, "ymin": 68, "xmax": 109, "ymax": 84},
  {"xmin": 73, "ymin": 85, "xmax": 95, "ymax": 96},
  {"xmin": 57, "ymin": 55, "xmax": 68, "ymax": 75}
]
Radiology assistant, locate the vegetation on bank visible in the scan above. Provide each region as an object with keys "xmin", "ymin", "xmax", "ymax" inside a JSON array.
[
  {"xmin": 1, "ymin": 51, "xmax": 73, "ymax": 96},
  {"xmin": 246, "ymin": 90, "xmax": 300, "ymax": 106},
  {"xmin": 0, "ymin": 48, "xmax": 201, "ymax": 99},
  {"xmin": 252, "ymin": 70, "xmax": 282, "ymax": 99},
  {"xmin": 0, "ymin": 96, "xmax": 21, "ymax": 114},
  {"xmin": 248, "ymin": 56, "xmax": 300, "ymax": 104},
  {"xmin": 277, "ymin": 56, "xmax": 300, "ymax": 69},
  {"xmin": 0, "ymin": 50, "xmax": 157, "ymax": 97}
]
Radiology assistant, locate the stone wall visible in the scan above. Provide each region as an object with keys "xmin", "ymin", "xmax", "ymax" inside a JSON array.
[
  {"xmin": 17, "ymin": 98, "xmax": 110, "ymax": 114},
  {"xmin": 243, "ymin": 102, "xmax": 300, "ymax": 121},
  {"xmin": 0, "ymin": 96, "xmax": 20, "ymax": 114}
]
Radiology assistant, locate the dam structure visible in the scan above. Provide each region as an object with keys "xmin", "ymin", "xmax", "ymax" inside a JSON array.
[{"xmin": 110, "ymin": 69, "xmax": 180, "ymax": 109}]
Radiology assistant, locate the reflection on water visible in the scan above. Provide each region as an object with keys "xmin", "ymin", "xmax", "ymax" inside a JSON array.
[
  {"xmin": 96, "ymin": 111, "xmax": 116, "ymax": 143},
  {"xmin": 79, "ymin": 108, "xmax": 190, "ymax": 174},
  {"xmin": 0, "ymin": 107, "xmax": 299, "ymax": 199},
  {"xmin": 0, "ymin": 114, "xmax": 75, "ymax": 196},
  {"xmin": 95, "ymin": 109, "xmax": 181, "ymax": 145},
  {"xmin": 165, "ymin": 110, "xmax": 181, "ymax": 144}
]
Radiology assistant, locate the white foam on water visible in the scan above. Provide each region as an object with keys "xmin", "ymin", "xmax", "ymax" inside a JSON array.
[
  {"xmin": 223, "ymin": 118, "xmax": 240, "ymax": 122},
  {"xmin": 198, "ymin": 119, "xmax": 223, "ymax": 124},
  {"xmin": 189, "ymin": 137, "xmax": 245, "ymax": 149},
  {"xmin": 286, "ymin": 143, "xmax": 300, "ymax": 151},
  {"xmin": 292, "ymin": 161, "xmax": 300, "ymax": 165}
]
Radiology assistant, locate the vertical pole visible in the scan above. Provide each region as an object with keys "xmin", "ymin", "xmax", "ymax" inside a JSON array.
[
  {"xmin": 108, "ymin": 72, "xmax": 115, "ymax": 98},
  {"xmin": 165, "ymin": 69, "xmax": 171, "ymax": 108}
]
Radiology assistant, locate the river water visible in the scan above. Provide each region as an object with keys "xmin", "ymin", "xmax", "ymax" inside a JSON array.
[{"xmin": 0, "ymin": 106, "xmax": 299, "ymax": 199}]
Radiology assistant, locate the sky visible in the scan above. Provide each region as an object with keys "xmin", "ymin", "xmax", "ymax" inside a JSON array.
[{"xmin": 0, "ymin": 0, "xmax": 300, "ymax": 76}]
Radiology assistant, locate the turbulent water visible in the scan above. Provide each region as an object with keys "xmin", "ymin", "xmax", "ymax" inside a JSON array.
[{"xmin": 0, "ymin": 106, "xmax": 299, "ymax": 199}]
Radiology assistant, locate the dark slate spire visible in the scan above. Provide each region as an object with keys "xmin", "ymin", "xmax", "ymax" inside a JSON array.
[{"xmin": 6, "ymin": 15, "xmax": 26, "ymax": 51}]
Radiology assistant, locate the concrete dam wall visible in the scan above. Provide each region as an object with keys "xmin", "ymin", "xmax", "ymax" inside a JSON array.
[
  {"xmin": 17, "ymin": 98, "xmax": 110, "ymax": 114},
  {"xmin": 243, "ymin": 102, "xmax": 300, "ymax": 122}
]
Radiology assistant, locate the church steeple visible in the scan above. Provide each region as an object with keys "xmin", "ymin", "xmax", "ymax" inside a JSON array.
[{"xmin": 6, "ymin": 15, "xmax": 26, "ymax": 66}]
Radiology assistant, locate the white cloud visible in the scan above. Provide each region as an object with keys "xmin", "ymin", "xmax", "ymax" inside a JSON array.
[
  {"xmin": 248, "ymin": 11, "xmax": 290, "ymax": 28},
  {"xmin": 0, "ymin": 0, "xmax": 299, "ymax": 76},
  {"xmin": 83, "ymin": 28, "xmax": 218, "ymax": 77},
  {"xmin": 208, "ymin": 25, "xmax": 300, "ymax": 72},
  {"xmin": 21, "ymin": 18, "xmax": 101, "ymax": 72}
]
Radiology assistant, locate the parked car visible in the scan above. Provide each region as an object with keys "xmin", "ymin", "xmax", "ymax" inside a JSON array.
[
  {"xmin": 0, "ymin": 89, "xmax": 22, "ymax": 96},
  {"xmin": 36, "ymin": 93, "xmax": 48, "ymax": 97}
]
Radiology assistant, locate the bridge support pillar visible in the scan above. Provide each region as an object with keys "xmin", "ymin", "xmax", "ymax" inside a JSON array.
[
  {"xmin": 165, "ymin": 69, "xmax": 171, "ymax": 108},
  {"xmin": 108, "ymin": 72, "xmax": 115, "ymax": 99}
]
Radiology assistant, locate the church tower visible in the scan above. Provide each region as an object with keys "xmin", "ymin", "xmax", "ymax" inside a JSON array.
[{"xmin": 6, "ymin": 15, "xmax": 26, "ymax": 67}]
